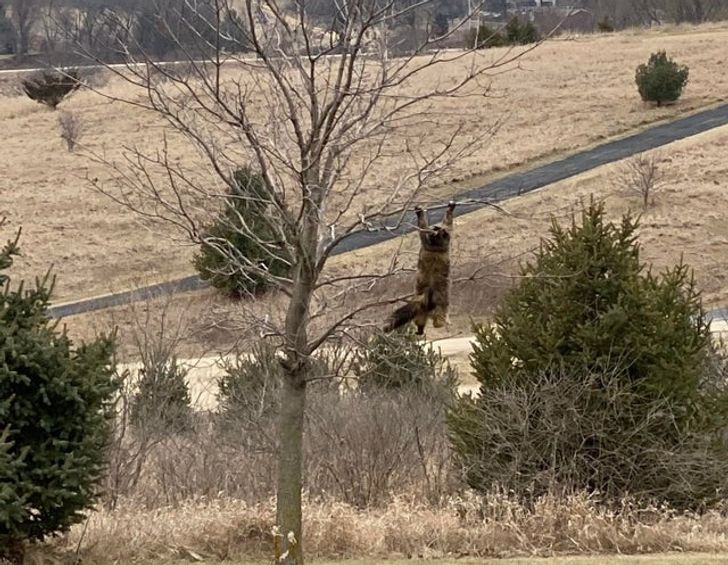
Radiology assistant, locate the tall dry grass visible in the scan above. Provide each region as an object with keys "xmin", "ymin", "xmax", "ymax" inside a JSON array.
[{"xmin": 42, "ymin": 492, "xmax": 728, "ymax": 563}]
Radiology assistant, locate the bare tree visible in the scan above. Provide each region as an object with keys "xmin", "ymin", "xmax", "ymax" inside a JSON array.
[
  {"xmin": 79, "ymin": 1, "xmax": 550, "ymax": 562},
  {"xmin": 595, "ymin": 0, "xmax": 728, "ymax": 27},
  {"xmin": 616, "ymin": 152, "xmax": 664, "ymax": 210},
  {"xmin": 9, "ymin": 0, "xmax": 40, "ymax": 54},
  {"xmin": 58, "ymin": 110, "xmax": 85, "ymax": 151},
  {"xmin": 670, "ymin": 0, "xmax": 728, "ymax": 23}
]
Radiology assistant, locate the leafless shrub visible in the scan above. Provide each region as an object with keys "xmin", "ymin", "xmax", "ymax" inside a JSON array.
[
  {"xmin": 452, "ymin": 368, "xmax": 728, "ymax": 510},
  {"xmin": 57, "ymin": 110, "xmax": 84, "ymax": 151},
  {"xmin": 306, "ymin": 388, "xmax": 455, "ymax": 507},
  {"xmin": 118, "ymin": 417, "xmax": 277, "ymax": 507},
  {"xmin": 102, "ymin": 332, "xmax": 456, "ymax": 509},
  {"xmin": 616, "ymin": 152, "xmax": 664, "ymax": 209},
  {"xmin": 100, "ymin": 385, "xmax": 455, "ymax": 509},
  {"xmin": 103, "ymin": 294, "xmax": 202, "ymax": 508}
]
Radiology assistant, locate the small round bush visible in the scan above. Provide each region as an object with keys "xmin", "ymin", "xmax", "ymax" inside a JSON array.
[
  {"xmin": 216, "ymin": 341, "xmax": 282, "ymax": 427},
  {"xmin": 130, "ymin": 356, "xmax": 192, "ymax": 436},
  {"xmin": 0, "ymin": 229, "xmax": 117, "ymax": 563},
  {"xmin": 465, "ymin": 24, "xmax": 506, "ymax": 49},
  {"xmin": 193, "ymin": 167, "xmax": 290, "ymax": 298},
  {"xmin": 505, "ymin": 17, "xmax": 540, "ymax": 45},
  {"xmin": 597, "ymin": 17, "xmax": 614, "ymax": 32},
  {"xmin": 635, "ymin": 51, "xmax": 689, "ymax": 106},
  {"xmin": 353, "ymin": 329, "xmax": 457, "ymax": 397}
]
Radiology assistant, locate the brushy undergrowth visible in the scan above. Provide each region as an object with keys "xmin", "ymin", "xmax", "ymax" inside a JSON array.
[
  {"xmin": 43, "ymin": 493, "xmax": 728, "ymax": 563},
  {"xmin": 99, "ymin": 332, "xmax": 456, "ymax": 509}
]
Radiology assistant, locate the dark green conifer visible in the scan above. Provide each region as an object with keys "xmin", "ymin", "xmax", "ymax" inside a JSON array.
[
  {"xmin": 449, "ymin": 202, "xmax": 728, "ymax": 508},
  {"xmin": 0, "ymin": 224, "xmax": 117, "ymax": 563}
]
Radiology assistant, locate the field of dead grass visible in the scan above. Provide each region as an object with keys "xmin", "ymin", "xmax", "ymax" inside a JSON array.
[
  {"xmin": 58, "ymin": 120, "xmax": 728, "ymax": 370},
  {"xmin": 330, "ymin": 122, "xmax": 728, "ymax": 336},
  {"xmin": 35, "ymin": 493, "xmax": 728, "ymax": 564},
  {"xmin": 2, "ymin": 24, "xmax": 728, "ymax": 302},
  {"xmin": 66, "ymin": 557, "xmax": 728, "ymax": 565}
]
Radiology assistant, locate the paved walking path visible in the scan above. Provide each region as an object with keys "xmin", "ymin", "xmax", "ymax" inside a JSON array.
[{"xmin": 48, "ymin": 103, "xmax": 728, "ymax": 319}]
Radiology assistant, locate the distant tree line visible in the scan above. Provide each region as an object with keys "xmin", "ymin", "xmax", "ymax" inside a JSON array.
[
  {"xmin": 572, "ymin": 0, "xmax": 728, "ymax": 29},
  {"xmin": 482, "ymin": 0, "xmax": 728, "ymax": 28},
  {"xmin": 3, "ymin": 0, "xmax": 727, "ymax": 60},
  {"xmin": 0, "ymin": 0, "xmax": 248, "ymax": 59},
  {"xmin": 0, "ymin": 0, "xmax": 726, "ymax": 62},
  {"xmin": 0, "ymin": 0, "xmax": 474, "ymax": 60}
]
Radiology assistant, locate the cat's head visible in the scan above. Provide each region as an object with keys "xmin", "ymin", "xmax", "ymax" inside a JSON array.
[{"xmin": 422, "ymin": 224, "xmax": 450, "ymax": 251}]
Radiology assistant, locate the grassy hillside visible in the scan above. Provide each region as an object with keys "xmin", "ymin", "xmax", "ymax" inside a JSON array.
[
  {"xmin": 2, "ymin": 24, "xmax": 728, "ymax": 302},
  {"xmin": 58, "ymin": 121, "xmax": 728, "ymax": 358}
]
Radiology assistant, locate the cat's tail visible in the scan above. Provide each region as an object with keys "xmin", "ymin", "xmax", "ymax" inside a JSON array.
[
  {"xmin": 383, "ymin": 301, "xmax": 420, "ymax": 332},
  {"xmin": 383, "ymin": 290, "xmax": 433, "ymax": 333}
]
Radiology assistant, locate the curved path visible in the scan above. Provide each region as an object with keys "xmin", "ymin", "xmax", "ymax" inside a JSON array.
[
  {"xmin": 48, "ymin": 103, "xmax": 728, "ymax": 319},
  {"xmin": 122, "ymin": 319, "xmax": 728, "ymax": 410}
]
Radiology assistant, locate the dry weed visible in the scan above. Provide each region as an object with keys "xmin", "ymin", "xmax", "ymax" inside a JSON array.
[
  {"xmin": 57, "ymin": 111, "xmax": 85, "ymax": 152},
  {"xmin": 45, "ymin": 493, "xmax": 728, "ymax": 563}
]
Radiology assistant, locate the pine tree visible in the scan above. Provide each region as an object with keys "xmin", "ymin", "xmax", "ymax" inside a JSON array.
[
  {"xmin": 193, "ymin": 167, "xmax": 290, "ymax": 298},
  {"xmin": 0, "ymin": 224, "xmax": 117, "ymax": 563},
  {"xmin": 469, "ymin": 202, "xmax": 714, "ymax": 413},
  {"xmin": 130, "ymin": 355, "xmax": 192, "ymax": 436},
  {"xmin": 505, "ymin": 17, "xmax": 540, "ymax": 45},
  {"xmin": 449, "ymin": 202, "xmax": 728, "ymax": 508},
  {"xmin": 636, "ymin": 51, "xmax": 689, "ymax": 106}
]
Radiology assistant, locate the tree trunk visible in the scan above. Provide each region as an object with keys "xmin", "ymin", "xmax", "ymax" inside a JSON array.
[
  {"xmin": 275, "ymin": 189, "xmax": 320, "ymax": 565},
  {"xmin": 17, "ymin": 25, "xmax": 29, "ymax": 55},
  {"xmin": 275, "ymin": 373, "xmax": 306, "ymax": 565},
  {"xmin": 692, "ymin": 0, "xmax": 704, "ymax": 23},
  {"xmin": 11, "ymin": 0, "xmax": 35, "ymax": 56}
]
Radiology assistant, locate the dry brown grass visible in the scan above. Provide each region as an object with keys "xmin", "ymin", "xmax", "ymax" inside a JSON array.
[
  {"xmin": 24, "ymin": 555, "xmax": 728, "ymax": 565},
  {"xmin": 37, "ymin": 493, "xmax": 728, "ymax": 563},
  {"xmin": 59, "ymin": 121, "xmax": 728, "ymax": 361},
  {"xmin": 116, "ymin": 557, "xmax": 728, "ymax": 565},
  {"xmin": 329, "ymin": 122, "xmax": 728, "ymax": 336},
  {"xmin": 3, "ymin": 24, "xmax": 728, "ymax": 302}
]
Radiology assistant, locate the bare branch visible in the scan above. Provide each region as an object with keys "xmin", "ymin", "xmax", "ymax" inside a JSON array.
[{"xmin": 77, "ymin": 2, "xmax": 564, "ymax": 560}]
